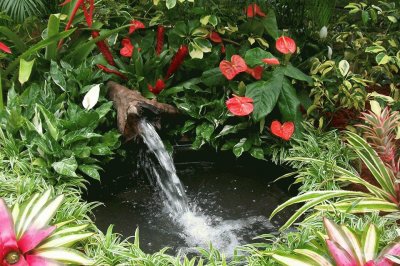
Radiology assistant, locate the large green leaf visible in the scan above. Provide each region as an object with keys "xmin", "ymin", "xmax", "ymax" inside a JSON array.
[
  {"xmin": 278, "ymin": 78, "xmax": 301, "ymax": 124},
  {"xmin": 52, "ymin": 156, "xmax": 78, "ymax": 177},
  {"xmin": 18, "ymin": 58, "xmax": 35, "ymax": 85},
  {"xmin": 283, "ymin": 64, "xmax": 313, "ymax": 84},
  {"xmin": 362, "ymin": 224, "xmax": 378, "ymax": 262},
  {"xmin": 4, "ymin": 29, "xmax": 75, "ymax": 76},
  {"xmin": 244, "ymin": 47, "xmax": 274, "ymax": 67},
  {"xmin": 272, "ymin": 252, "xmax": 319, "ymax": 266},
  {"xmin": 261, "ymin": 9, "xmax": 279, "ymax": 39},
  {"xmin": 246, "ymin": 68, "xmax": 284, "ymax": 121},
  {"xmin": 45, "ymin": 14, "xmax": 61, "ymax": 60}
]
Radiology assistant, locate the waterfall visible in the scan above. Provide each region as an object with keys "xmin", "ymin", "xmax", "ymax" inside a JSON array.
[{"xmin": 138, "ymin": 119, "xmax": 271, "ymax": 255}]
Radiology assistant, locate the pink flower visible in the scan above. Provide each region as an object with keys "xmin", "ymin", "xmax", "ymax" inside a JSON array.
[
  {"xmin": 120, "ymin": 38, "xmax": 134, "ymax": 57},
  {"xmin": 0, "ymin": 199, "xmax": 56, "ymax": 265},
  {"xmin": 129, "ymin": 19, "xmax": 145, "ymax": 34},
  {"xmin": 276, "ymin": 36, "xmax": 297, "ymax": 54},
  {"xmin": 262, "ymin": 58, "xmax": 280, "ymax": 65}
]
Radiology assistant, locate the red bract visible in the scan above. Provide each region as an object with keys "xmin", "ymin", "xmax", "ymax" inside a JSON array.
[
  {"xmin": 97, "ymin": 64, "xmax": 127, "ymax": 80},
  {"xmin": 209, "ymin": 32, "xmax": 223, "ymax": 43},
  {"xmin": 165, "ymin": 45, "xmax": 189, "ymax": 79},
  {"xmin": 120, "ymin": 38, "xmax": 134, "ymax": 57},
  {"xmin": 270, "ymin": 121, "xmax": 295, "ymax": 141},
  {"xmin": 148, "ymin": 79, "xmax": 166, "ymax": 95},
  {"xmin": 276, "ymin": 36, "xmax": 297, "ymax": 54},
  {"xmin": 262, "ymin": 58, "xmax": 280, "ymax": 65},
  {"xmin": 246, "ymin": 3, "xmax": 266, "ymax": 17},
  {"xmin": 156, "ymin": 25, "xmax": 165, "ymax": 55},
  {"xmin": 129, "ymin": 20, "xmax": 145, "ymax": 34},
  {"xmin": 245, "ymin": 66, "xmax": 263, "ymax": 80},
  {"xmin": 92, "ymin": 31, "xmax": 116, "ymax": 66},
  {"xmin": 0, "ymin": 42, "xmax": 11, "ymax": 54},
  {"xmin": 226, "ymin": 95, "xmax": 254, "ymax": 116},
  {"xmin": 219, "ymin": 55, "xmax": 248, "ymax": 80}
]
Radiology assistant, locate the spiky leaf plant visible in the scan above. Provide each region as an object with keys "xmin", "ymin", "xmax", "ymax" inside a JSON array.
[
  {"xmin": 0, "ymin": 190, "xmax": 93, "ymax": 265},
  {"xmin": 272, "ymin": 218, "xmax": 400, "ymax": 266},
  {"xmin": 271, "ymin": 107, "xmax": 400, "ymax": 230}
]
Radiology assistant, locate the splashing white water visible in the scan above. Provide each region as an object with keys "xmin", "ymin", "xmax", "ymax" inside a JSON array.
[{"xmin": 138, "ymin": 120, "xmax": 273, "ymax": 255}]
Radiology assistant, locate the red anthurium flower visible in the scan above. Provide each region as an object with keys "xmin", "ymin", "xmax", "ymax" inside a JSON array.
[
  {"xmin": 245, "ymin": 66, "xmax": 263, "ymax": 80},
  {"xmin": 148, "ymin": 79, "xmax": 166, "ymax": 95},
  {"xmin": 219, "ymin": 55, "xmax": 248, "ymax": 80},
  {"xmin": 276, "ymin": 36, "xmax": 297, "ymax": 54},
  {"xmin": 270, "ymin": 120, "xmax": 295, "ymax": 141},
  {"xmin": 120, "ymin": 38, "xmax": 134, "ymax": 57},
  {"xmin": 0, "ymin": 42, "xmax": 11, "ymax": 54},
  {"xmin": 246, "ymin": 3, "xmax": 266, "ymax": 17},
  {"xmin": 96, "ymin": 64, "xmax": 127, "ymax": 80},
  {"xmin": 129, "ymin": 19, "xmax": 145, "ymax": 34},
  {"xmin": 165, "ymin": 45, "xmax": 189, "ymax": 79},
  {"xmin": 208, "ymin": 32, "xmax": 223, "ymax": 43},
  {"xmin": 226, "ymin": 95, "xmax": 254, "ymax": 116},
  {"xmin": 0, "ymin": 199, "xmax": 56, "ymax": 265},
  {"xmin": 262, "ymin": 58, "xmax": 280, "ymax": 65}
]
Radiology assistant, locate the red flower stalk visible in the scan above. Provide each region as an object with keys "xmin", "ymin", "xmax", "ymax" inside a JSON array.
[
  {"xmin": 92, "ymin": 31, "xmax": 116, "ymax": 65},
  {"xmin": 58, "ymin": 0, "xmax": 84, "ymax": 48},
  {"xmin": 156, "ymin": 25, "xmax": 165, "ymax": 55},
  {"xmin": 148, "ymin": 79, "xmax": 166, "ymax": 95},
  {"xmin": 165, "ymin": 45, "xmax": 189, "ymax": 79},
  {"xmin": 0, "ymin": 42, "xmax": 11, "ymax": 54},
  {"xmin": 246, "ymin": 3, "xmax": 266, "ymax": 18},
  {"xmin": 96, "ymin": 64, "xmax": 127, "ymax": 80}
]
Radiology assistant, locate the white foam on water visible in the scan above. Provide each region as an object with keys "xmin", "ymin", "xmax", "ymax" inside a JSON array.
[{"xmin": 139, "ymin": 120, "xmax": 273, "ymax": 255}]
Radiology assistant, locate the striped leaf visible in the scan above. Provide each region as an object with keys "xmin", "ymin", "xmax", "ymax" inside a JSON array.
[{"xmin": 362, "ymin": 224, "xmax": 378, "ymax": 262}]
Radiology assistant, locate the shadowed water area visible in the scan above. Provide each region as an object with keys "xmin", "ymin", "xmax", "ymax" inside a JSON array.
[{"xmin": 88, "ymin": 121, "xmax": 294, "ymax": 255}]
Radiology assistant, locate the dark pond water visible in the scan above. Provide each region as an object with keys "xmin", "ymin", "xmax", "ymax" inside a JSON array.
[{"xmin": 87, "ymin": 148, "xmax": 294, "ymax": 255}]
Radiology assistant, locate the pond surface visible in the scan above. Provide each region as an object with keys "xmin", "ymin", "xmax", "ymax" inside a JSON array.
[{"xmin": 88, "ymin": 149, "xmax": 294, "ymax": 255}]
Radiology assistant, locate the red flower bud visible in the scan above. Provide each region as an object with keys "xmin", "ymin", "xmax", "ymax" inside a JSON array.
[
  {"xmin": 208, "ymin": 32, "xmax": 223, "ymax": 43},
  {"xmin": 96, "ymin": 64, "xmax": 127, "ymax": 80},
  {"xmin": 156, "ymin": 25, "xmax": 165, "ymax": 55},
  {"xmin": 165, "ymin": 45, "xmax": 189, "ymax": 79},
  {"xmin": 148, "ymin": 79, "xmax": 166, "ymax": 95},
  {"xmin": 91, "ymin": 31, "xmax": 116, "ymax": 66},
  {"xmin": 0, "ymin": 42, "xmax": 11, "ymax": 54}
]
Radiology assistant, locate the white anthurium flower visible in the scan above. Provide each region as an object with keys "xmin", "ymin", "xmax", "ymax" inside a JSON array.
[
  {"xmin": 82, "ymin": 84, "xmax": 100, "ymax": 110},
  {"xmin": 319, "ymin": 26, "xmax": 328, "ymax": 39},
  {"xmin": 327, "ymin": 46, "xmax": 333, "ymax": 59}
]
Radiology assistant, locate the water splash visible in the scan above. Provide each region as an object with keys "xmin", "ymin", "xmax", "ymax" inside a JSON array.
[{"xmin": 138, "ymin": 120, "xmax": 272, "ymax": 255}]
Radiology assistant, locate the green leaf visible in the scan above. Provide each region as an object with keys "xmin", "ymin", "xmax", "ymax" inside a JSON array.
[
  {"xmin": 246, "ymin": 68, "xmax": 284, "ymax": 121},
  {"xmin": 18, "ymin": 58, "xmax": 35, "ymax": 85},
  {"xmin": 250, "ymin": 147, "xmax": 264, "ymax": 160},
  {"xmin": 33, "ymin": 248, "xmax": 93, "ymax": 265},
  {"xmin": 38, "ymin": 232, "xmax": 93, "ymax": 249},
  {"xmin": 261, "ymin": 9, "xmax": 279, "ymax": 39},
  {"xmin": 37, "ymin": 104, "xmax": 59, "ymax": 141},
  {"xmin": 52, "ymin": 157, "xmax": 78, "ymax": 177},
  {"xmin": 233, "ymin": 138, "xmax": 253, "ymax": 157},
  {"xmin": 201, "ymin": 67, "xmax": 225, "ymax": 87},
  {"xmin": 4, "ymin": 29, "xmax": 75, "ymax": 76},
  {"xmin": 278, "ymin": 78, "xmax": 302, "ymax": 124},
  {"xmin": 365, "ymin": 46, "xmax": 386, "ymax": 54},
  {"xmin": 166, "ymin": 0, "xmax": 177, "ymax": 9},
  {"xmin": 50, "ymin": 61, "xmax": 67, "ymax": 91},
  {"xmin": 244, "ymin": 47, "xmax": 274, "ymax": 67},
  {"xmin": 45, "ymin": 14, "xmax": 61, "ymax": 60},
  {"xmin": 294, "ymin": 249, "xmax": 333, "ymax": 266},
  {"xmin": 79, "ymin": 164, "xmax": 101, "ymax": 181},
  {"xmin": 338, "ymin": 60, "xmax": 350, "ymax": 76},
  {"xmin": 0, "ymin": 26, "xmax": 26, "ymax": 53},
  {"xmin": 283, "ymin": 64, "xmax": 313, "ymax": 84},
  {"xmin": 272, "ymin": 252, "xmax": 318, "ymax": 266},
  {"xmin": 362, "ymin": 224, "xmax": 378, "ymax": 262},
  {"xmin": 375, "ymin": 52, "xmax": 391, "ymax": 65}
]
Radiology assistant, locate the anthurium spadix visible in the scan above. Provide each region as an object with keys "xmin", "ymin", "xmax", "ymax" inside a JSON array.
[
  {"xmin": 272, "ymin": 218, "xmax": 400, "ymax": 266},
  {"xmin": 0, "ymin": 190, "xmax": 93, "ymax": 265},
  {"xmin": 82, "ymin": 84, "xmax": 100, "ymax": 110}
]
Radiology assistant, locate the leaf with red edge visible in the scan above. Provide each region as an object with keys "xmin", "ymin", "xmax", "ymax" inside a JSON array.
[
  {"xmin": 226, "ymin": 95, "xmax": 254, "ymax": 116},
  {"xmin": 245, "ymin": 66, "xmax": 263, "ymax": 80},
  {"xmin": 0, "ymin": 41, "xmax": 11, "ymax": 54},
  {"xmin": 148, "ymin": 79, "xmax": 166, "ymax": 95},
  {"xmin": 0, "ymin": 199, "xmax": 18, "ymax": 253},
  {"xmin": 219, "ymin": 55, "xmax": 248, "ymax": 80},
  {"xmin": 17, "ymin": 227, "xmax": 56, "ymax": 254},
  {"xmin": 326, "ymin": 240, "xmax": 358, "ymax": 266},
  {"xmin": 276, "ymin": 36, "xmax": 297, "ymax": 54},
  {"xmin": 129, "ymin": 20, "xmax": 145, "ymax": 34},
  {"xmin": 375, "ymin": 242, "xmax": 400, "ymax": 266},
  {"xmin": 209, "ymin": 32, "xmax": 222, "ymax": 43},
  {"xmin": 120, "ymin": 38, "xmax": 133, "ymax": 57},
  {"xmin": 246, "ymin": 3, "xmax": 266, "ymax": 17},
  {"xmin": 270, "ymin": 120, "xmax": 294, "ymax": 141},
  {"xmin": 26, "ymin": 255, "xmax": 59, "ymax": 266},
  {"xmin": 262, "ymin": 58, "xmax": 280, "ymax": 65}
]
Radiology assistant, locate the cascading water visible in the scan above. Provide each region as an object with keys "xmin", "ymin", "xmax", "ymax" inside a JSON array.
[{"xmin": 138, "ymin": 120, "xmax": 273, "ymax": 255}]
